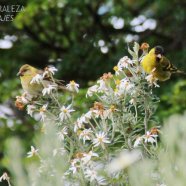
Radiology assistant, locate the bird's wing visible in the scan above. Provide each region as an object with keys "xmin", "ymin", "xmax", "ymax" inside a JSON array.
[
  {"xmin": 160, "ymin": 57, "xmax": 177, "ymax": 72},
  {"xmin": 160, "ymin": 57, "xmax": 170, "ymax": 71},
  {"xmin": 160, "ymin": 57, "xmax": 186, "ymax": 74}
]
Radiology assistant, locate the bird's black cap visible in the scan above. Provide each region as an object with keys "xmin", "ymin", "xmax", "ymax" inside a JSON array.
[{"xmin": 155, "ymin": 46, "xmax": 165, "ymax": 55}]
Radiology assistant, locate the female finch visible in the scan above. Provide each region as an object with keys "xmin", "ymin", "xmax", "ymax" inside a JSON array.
[{"xmin": 17, "ymin": 64, "xmax": 66, "ymax": 96}]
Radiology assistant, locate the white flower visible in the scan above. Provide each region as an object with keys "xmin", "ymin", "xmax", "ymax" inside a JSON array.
[
  {"xmin": 59, "ymin": 105, "xmax": 75, "ymax": 122},
  {"xmin": 129, "ymin": 98, "xmax": 136, "ymax": 105},
  {"xmin": 57, "ymin": 127, "xmax": 68, "ymax": 141},
  {"xmin": 120, "ymin": 78, "xmax": 134, "ymax": 92},
  {"xmin": 133, "ymin": 136, "xmax": 143, "ymax": 147},
  {"xmin": 82, "ymin": 151, "xmax": 99, "ymax": 163},
  {"xmin": 86, "ymin": 85, "xmax": 99, "ymax": 97},
  {"xmin": 113, "ymin": 65, "xmax": 123, "ymax": 75},
  {"xmin": 66, "ymin": 80, "xmax": 79, "ymax": 93},
  {"xmin": 97, "ymin": 79, "xmax": 108, "ymax": 92},
  {"xmin": 15, "ymin": 95, "xmax": 27, "ymax": 105},
  {"xmin": 69, "ymin": 158, "xmax": 80, "ymax": 174},
  {"xmin": 43, "ymin": 66, "xmax": 58, "ymax": 77},
  {"xmin": 27, "ymin": 105, "xmax": 36, "ymax": 117},
  {"xmin": 74, "ymin": 118, "xmax": 84, "ymax": 132},
  {"xmin": 16, "ymin": 92, "xmax": 33, "ymax": 106},
  {"xmin": 85, "ymin": 169, "xmax": 98, "ymax": 182},
  {"xmin": 39, "ymin": 104, "xmax": 48, "ymax": 121},
  {"xmin": 79, "ymin": 111, "xmax": 93, "ymax": 124},
  {"xmin": 85, "ymin": 169, "xmax": 107, "ymax": 185},
  {"xmin": 84, "ymin": 110, "xmax": 93, "ymax": 120},
  {"xmin": 30, "ymin": 74, "xmax": 43, "ymax": 84},
  {"xmin": 79, "ymin": 128, "xmax": 93, "ymax": 143},
  {"xmin": 118, "ymin": 56, "xmax": 134, "ymax": 69},
  {"xmin": 143, "ymin": 131, "xmax": 158, "ymax": 144},
  {"xmin": 0, "ymin": 172, "xmax": 10, "ymax": 183},
  {"xmin": 93, "ymin": 132, "xmax": 111, "ymax": 148},
  {"xmin": 27, "ymin": 146, "xmax": 39, "ymax": 158},
  {"xmin": 145, "ymin": 74, "xmax": 159, "ymax": 87},
  {"xmin": 42, "ymin": 84, "xmax": 57, "ymax": 96},
  {"xmin": 107, "ymin": 150, "xmax": 141, "ymax": 173}
]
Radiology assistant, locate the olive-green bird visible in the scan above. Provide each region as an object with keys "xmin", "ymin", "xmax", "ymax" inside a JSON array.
[
  {"xmin": 17, "ymin": 64, "xmax": 66, "ymax": 96},
  {"xmin": 141, "ymin": 46, "xmax": 185, "ymax": 81}
]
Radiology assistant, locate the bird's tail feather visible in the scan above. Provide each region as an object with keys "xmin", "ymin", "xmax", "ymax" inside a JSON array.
[
  {"xmin": 172, "ymin": 70, "xmax": 186, "ymax": 75},
  {"xmin": 167, "ymin": 64, "xmax": 186, "ymax": 75}
]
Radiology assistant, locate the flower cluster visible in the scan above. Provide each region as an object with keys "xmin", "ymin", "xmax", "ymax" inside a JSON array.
[{"xmin": 12, "ymin": 43, "xmax": 162, "ymax": 185}]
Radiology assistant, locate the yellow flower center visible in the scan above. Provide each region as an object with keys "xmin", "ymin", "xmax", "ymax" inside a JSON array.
[
  {"xmin": 113, "ymin": 66, "xmax": 118, "ymax": 71},
  {"xmin": 115, "ymin": 79, "xmax": 121, "ymax": 85},
  {"xmin": 40, "ymin": 108, "xmax": 46, "ymax": 112},
  {"xmin": 110, "ymin": 105, "xmax": 116, "ymax": 112},
  {"xmin": 98, "ymin": 137, "xmax": 103, "ymax": 142},
  {"xmin": 70, "ymin": 80, "xmax": 75, "ymax": 85},
  {"xmin": 63, "ymin": 109, "xmax": 68, "ymax": 113}
]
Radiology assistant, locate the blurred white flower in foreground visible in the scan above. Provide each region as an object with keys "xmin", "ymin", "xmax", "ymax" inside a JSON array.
[
  {"xmin": 107, "ymin": 150, "xmax": 141, "ymax": 173},
  {"xmin": 93, "ymin": 132, "xmax": 111, "ymax": 148},
  {"xmin": 66, "ymin": 80, "xmax": 79, "ymax": 93},
  {"xmin": 59, "ymin": 105, "xmax": 75, "ymax": 121},
  {"xmin": 30, "ymin": 74, "xmax": 43, "ymax": 84},
  {"xmin": 27, "ymin": 146, "xmax": 39, "ymax": 158},
  {"xmin": 53, "ymin": 148, "xmax": 66, "ymax": 157},
  {"xmin": 42, "ymin": 84, "xmax": 57, "ymax": 96}
]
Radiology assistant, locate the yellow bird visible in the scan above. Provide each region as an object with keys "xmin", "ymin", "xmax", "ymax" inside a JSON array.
[
  {"xmin": 141, "ymin": 46, "xmax": 185, "ymax": 81},
  {"xmin": 17, "ymin": 64, "xmax": 66, "ymax": 96}
]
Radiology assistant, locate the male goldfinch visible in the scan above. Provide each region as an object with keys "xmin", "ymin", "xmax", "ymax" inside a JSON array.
[{"xmin": 141, "ymin": 46, "xmax": 185, "ymax": 81}]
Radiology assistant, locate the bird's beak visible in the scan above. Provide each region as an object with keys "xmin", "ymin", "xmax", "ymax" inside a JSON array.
[
  {"xmin": 17, "ymin": 71, "xmax": 22, "ymax": 76},
  {"xmin": 157, "ymin": 54, "xmax": 162, "ymax": 59}
]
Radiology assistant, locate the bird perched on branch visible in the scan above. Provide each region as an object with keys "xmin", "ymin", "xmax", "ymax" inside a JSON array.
[
  {"xmin": 141, "ymin": 46, "xmax": 185, "ymax": 81},
  {"xmin": 17, "ymin": 64, "xmax": 66, "ymax": 96}
]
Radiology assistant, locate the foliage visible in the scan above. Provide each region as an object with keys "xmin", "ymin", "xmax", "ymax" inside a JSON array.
[{"xmin": 129, "ymin": 113, "xmax": 186, "ymax": 186}]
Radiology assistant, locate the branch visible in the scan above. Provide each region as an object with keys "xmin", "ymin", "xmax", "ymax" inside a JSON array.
[{"xmin": 23, "ymin": 25, "xmax": 68, "ymax": 52}]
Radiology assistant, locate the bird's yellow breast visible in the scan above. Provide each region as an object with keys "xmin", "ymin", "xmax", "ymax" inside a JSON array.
[
  {"xmin": 141, "ymin": 53, "xmax": 157, "ymax": 74},
  {"xmin": 20, "ymin": 75, "xmax": 42, "ymax": 96}
]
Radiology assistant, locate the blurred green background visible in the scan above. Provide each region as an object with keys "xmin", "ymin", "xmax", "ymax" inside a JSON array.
[{"xmin": 0, "ymin": 0, "xmax": 186, "ymax": 179}]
